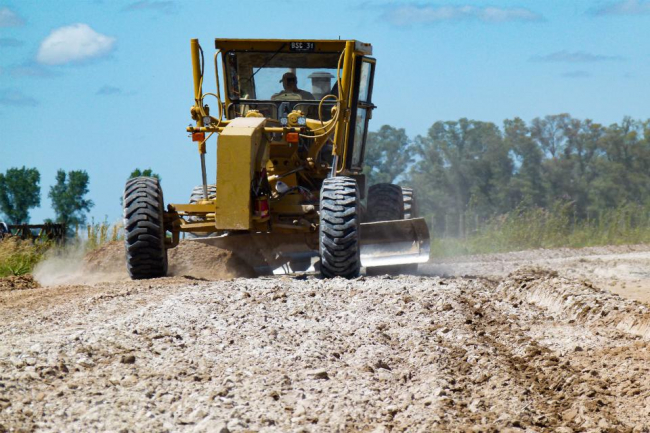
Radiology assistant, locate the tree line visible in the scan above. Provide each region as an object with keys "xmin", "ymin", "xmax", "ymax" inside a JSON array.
[
  {"xmin": 0, "ymin": 168, "xmax": 93, "ymax": 227},
  {"xmin": 3, "ymin": 114, "xmax": 646, "ymax": 241},
  {"xmin": 0, "ymin": 167, "xmax": 158, "ymax": 230},
  {"xmin": 364, "ymin": 114, "xmax": 650, "ymax": 237}
]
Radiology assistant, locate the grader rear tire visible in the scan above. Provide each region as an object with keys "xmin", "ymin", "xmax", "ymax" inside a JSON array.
[
  {"xmin": 186, "ymin": 184, "xmax": 217, "ymax": 239},
  {"xmin": 123, "ymin": 176, "xmax": 168, "ymax": 279},
  {"xmin": 189, "ymin": 184, "xmax": 216, "ymax": 202},
  {"xmin": 366, "ymin": 183, "xmax": 404, "ymax": 222},
  {"xmin": 319, "ymin": 176, "xmax": 361, "ymax": 279},
  {"xmin": 402, "ymin": 187, "xmax": 418, "ymax": 219},
  {"xmin": 399, "ymin": 186, "xmax": 419, "ymax": 274},
  {"xmin": 366, "ymin": 183, "xmax": 418, "ymax": 276}
]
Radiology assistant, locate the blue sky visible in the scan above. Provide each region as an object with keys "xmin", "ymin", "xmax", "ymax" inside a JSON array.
[{"xmin": 1, "ymin": 0, "xmax": 649, "ymax": 224}]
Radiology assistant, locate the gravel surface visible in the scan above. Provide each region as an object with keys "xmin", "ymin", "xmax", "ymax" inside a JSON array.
[
  {"xmin": 424, "ymin": 244, "xmax": 650, "ymax": 304},
  {"xmin": 2, "ymin": 244, "xmax": 650, "ymax": 431}
]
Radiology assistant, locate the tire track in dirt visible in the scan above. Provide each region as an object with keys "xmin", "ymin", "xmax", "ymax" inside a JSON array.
[{"xmin": 1, "ymin": 270, "xmax": 650, "ymax": 431}]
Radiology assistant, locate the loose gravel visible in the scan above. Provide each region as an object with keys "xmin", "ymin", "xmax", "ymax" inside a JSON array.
[{"xmin": 2, "ymin": 263, "xmax": 650, "ymax": 431}]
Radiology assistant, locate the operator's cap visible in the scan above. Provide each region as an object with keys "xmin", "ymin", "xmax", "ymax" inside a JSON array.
[{"xmin": 279, "ymin": 72, "xmax": 297, "ymax": 83}]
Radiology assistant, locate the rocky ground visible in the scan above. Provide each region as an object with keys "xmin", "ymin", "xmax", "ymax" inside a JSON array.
[
  {"xmin": 2, "ymin": 242, "xmax": 650, "ymax": 431},
  {"xmin": 425, "ymin": 243, "xmax": 650, "ymax": 304}
]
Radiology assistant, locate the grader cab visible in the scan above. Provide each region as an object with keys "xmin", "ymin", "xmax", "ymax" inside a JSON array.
[{"xmin": 123, "ymin": 38, "xmax": 429, "ymax": 278}]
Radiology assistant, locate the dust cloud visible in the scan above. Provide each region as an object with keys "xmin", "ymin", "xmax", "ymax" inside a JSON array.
[
  {"xmin": 33, "ymin": 240, "xmax": 255, "ymax": 286},
  {"xmin": 33, "ymin": 241, "xmax": 128, "ymax": 286}
]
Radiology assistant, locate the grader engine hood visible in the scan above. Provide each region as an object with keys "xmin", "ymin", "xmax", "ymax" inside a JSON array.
[{"xmin": 215, "ymin": 117, "xmax": 269, "ymax": 230}]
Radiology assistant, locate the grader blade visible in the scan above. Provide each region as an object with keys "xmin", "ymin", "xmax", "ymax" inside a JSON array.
[
  {"xmin": 190, "ymin": 232, "xmax": 317, "ymax": 275},
  {"xmin": 360, "ymin": 218, "xmax": 430, "ymax": 268}
]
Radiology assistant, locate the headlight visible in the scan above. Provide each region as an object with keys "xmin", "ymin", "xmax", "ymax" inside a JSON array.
[
  {"xmin": 280, "ymin": 117, "xmax": 288, "ymax": 126},
  {"xmin": 297, "ymin": 117, "xmax": 306, "ymax": 126}
]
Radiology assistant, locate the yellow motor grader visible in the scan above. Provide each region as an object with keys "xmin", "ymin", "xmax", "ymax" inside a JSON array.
[{"xmin": 123, "ymin": 38, "xmax": 429, "ymax": 278}]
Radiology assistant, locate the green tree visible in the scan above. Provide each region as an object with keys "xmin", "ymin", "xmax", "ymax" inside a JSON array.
[
  {"xmin": 374, "ymin": 115, "xmax": 650, "ymax": 241},
  {"xmin": 504, "ymin": 118, "xmax": 545, "ymax": 208},
  {"xmin": 49, "ymin": 170, "xmax": 94, "ymax": 228},
  {"xmin": 529, "ymin": 114, "xmax": 587, "ymax": 214},
  {"xmin": 0, "ymin": 167, "xmax": 41, "ymax": 224},
  {"xmin": 363, "ymin": 125, "xmax": 413, "ymax": 185},
  {"xmin": 409, "ymin": 133, "xmax": 448, "ymax": 232},
  {"xmin": 560, "ymin": 117, "xmax": 604, "ymax": 217},
  {"xmin": 530, "ymin": 114, "xmax": 570, "ymax": 158},
  {"xmin": 589, "ymin": 117, "xmax": 650, "ymax": 212},
  {"xmin": 412, "ymin": 119, "xmax": 513, "ymax": 236},
  {"xmin": 129, "ymin": 168, "xmax": 160, "ymax": 180}
]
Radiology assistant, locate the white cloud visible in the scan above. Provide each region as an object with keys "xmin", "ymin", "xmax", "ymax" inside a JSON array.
[
  {"xmin": 36, "ymin": 24, "xmax": 116, "ymax": 66},
  {"xmin": 562, "ymin": 70, "xmax": 591, "ymax": 78},
  {"xmin": 0, "ymin": 89, "xmax": 38, "ymax": 107},
  {"xmin": 10, "ymin": 62, "xmax": 58, "ymax": 78},
  {"xmin": 592, "ymin": 0, "xmax": 650, "ymax": 16},
  {"xmin": 96, "ymin": 85, "xmax": 122, "ymax": 95},
  {"xmin": 530, "ymin": 50, "xmax": 623, "ymax": 63},
  {"xmin": 122, "ymin": 1, "xmax": 176, "ymax": 14},
  {"xmin": 0, "ymin": 7, "xmax": 25, "ymax": 27},
  {"xmin": 480, "ymin": 7, "xmax": 541, "ymax": 22},
  {"xmin": 383, "ymin": 4, "xmax": 543, "ymax": 26}
]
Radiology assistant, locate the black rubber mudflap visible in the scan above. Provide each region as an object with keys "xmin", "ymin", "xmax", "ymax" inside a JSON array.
[
  {"xmin": 319, "ymin": 176, "xmax": 361, "ymax": 279},
  {"xmin": 123, "ymin": 176, "xmax": 168, "ymax": 279}
]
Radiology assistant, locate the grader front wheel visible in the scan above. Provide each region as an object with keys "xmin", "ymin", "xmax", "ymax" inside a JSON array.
[
  {"xmin": 123, "ymin": 176, "xmax": 168, "ymax": 279},
  {"xmin": 319, "ymin": 176, "xmax": 361, "ymax": 279}
]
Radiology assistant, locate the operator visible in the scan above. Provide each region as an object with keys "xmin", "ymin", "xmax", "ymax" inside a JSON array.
[{"xmin": 271, "ymin": 72, "xmax": 315, "ymax": 100}]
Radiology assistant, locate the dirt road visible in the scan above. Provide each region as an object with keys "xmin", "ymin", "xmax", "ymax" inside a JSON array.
[
  {"xmin": 2, "ymin": 243, "xmax": 650, "ymax": 431},
  {"xmin": 425, "ymin": 243, "xmax": 650, "ymax": 304}
]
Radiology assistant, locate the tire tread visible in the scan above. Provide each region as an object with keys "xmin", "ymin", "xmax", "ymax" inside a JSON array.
[
  {"xmin": 123, "ymin": 176, "xmax": 168, "ymax": 279},
  {"xmin": 319, "ymin": 177, "xmax": 361, "ymax": 278}
]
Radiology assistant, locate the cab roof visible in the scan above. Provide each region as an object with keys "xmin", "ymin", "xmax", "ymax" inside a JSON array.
[{"xmin": 214, "ymin": 38, "xmax": 372, "ymax": 56}]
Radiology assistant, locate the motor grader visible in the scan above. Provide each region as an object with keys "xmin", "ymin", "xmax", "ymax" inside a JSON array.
[{"xmin": 123, "ymin": 38, "xmax": 429, "ymax": 278}]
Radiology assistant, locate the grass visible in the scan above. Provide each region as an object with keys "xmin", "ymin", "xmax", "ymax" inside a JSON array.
[
  {"xmin": 0, "ymin": 221, "xmax": 123, "ymax": 278},
  {"xmin": 0, "ymin": 237, "xmax": 51, "ymax": 277},
  {"xmin": 430, "ymin": 202, "xmax": 650, "ymax": 258},
  {"xmin": 2, "ymin": 205, "xmax": 650, "ymax": 274},
  {"xmin": 85, "ymin": 220, "xmax": 122, "ymax": 250}
]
